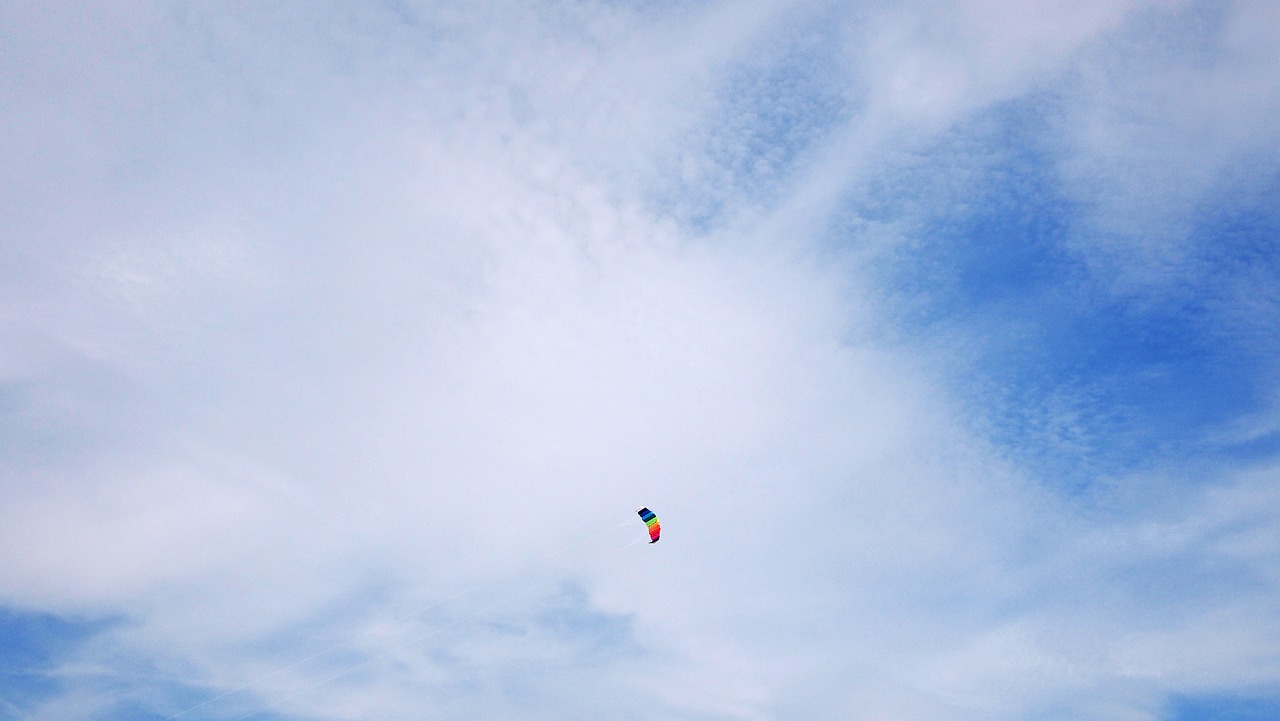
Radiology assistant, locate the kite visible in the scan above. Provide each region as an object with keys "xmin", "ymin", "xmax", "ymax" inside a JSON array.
[{"xmin": 636, "ymin": 507, "xmax": 660, "ymax": 543}]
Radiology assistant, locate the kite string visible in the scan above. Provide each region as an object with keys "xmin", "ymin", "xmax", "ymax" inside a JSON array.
[{"xmin": 162, "ymin": 517, "xmax": 633, "ymax": 721}]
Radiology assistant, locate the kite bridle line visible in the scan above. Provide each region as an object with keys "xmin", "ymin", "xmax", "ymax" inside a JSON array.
[{"xmin": 161, "ymin": 515, "xmax": 635, "ymax": 721}]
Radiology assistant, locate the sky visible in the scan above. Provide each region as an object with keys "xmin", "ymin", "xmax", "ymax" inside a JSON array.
[{"xmin": 1, "ymin": 1, "xmax": 1279, "ymax": 720}]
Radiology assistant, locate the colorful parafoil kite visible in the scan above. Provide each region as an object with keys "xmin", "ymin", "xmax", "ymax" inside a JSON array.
[{"xmin": 636, "ymin": 507, "xmax": 660, "ymax": 543}]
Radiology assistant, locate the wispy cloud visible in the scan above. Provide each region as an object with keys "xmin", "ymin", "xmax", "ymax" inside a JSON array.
[{"xmin": 2, "ymin": 2, "xmax": 1278, "ymax": 720}]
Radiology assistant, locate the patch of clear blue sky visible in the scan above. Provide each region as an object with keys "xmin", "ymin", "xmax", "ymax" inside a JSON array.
[
  {"xmin": 661, "ymin": 5, "xmax": 1280, "ymax": 490},
  {"xmin": 1166, "ymin": 692, "xmax": 1280, "ymax": 721},
  {"xmin": 0, "ymin": 609, "xmax": 111, "ymax": 718},
  {"xmin": 850, "ymin": 95, "xmax": 1280, "ymax": 489},
  {"xmin": 0, "ymin": 606, "xmax": 255, "ymax": 721}
]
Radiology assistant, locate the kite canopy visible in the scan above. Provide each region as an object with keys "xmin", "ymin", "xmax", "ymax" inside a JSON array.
[{"xmin": 636, "ymin": 507, "xmax": 660, "ymax": 543}]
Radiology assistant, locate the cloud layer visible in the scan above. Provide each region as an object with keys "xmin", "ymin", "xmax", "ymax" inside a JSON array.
[{"xmin": 2, "ymin": 2, "xmax": 1278, "ymax": 720}]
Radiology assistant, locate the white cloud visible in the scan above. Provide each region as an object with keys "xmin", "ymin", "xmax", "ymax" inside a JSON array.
[
  {"xmin": 1053, "ymin": 0, "xmax": 1280, "ymax": 289},
  {"xmin": 2, "ymin": 2, "xmax": 1278, "ymax": 720}
]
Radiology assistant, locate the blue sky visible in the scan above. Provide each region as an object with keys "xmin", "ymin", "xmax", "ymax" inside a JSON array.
[{"xmin": 2, "ymin": 2, "xmax": 1279, "ymax": 720}]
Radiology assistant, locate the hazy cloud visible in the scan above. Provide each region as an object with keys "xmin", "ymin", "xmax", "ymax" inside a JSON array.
[{"xmin": 2, "ymin": 2, "xmax": 1278, "ymax": 720}]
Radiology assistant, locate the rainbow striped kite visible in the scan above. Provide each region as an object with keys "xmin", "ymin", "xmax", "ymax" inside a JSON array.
[{"xmin": 636, "ymin": 507, "xmax": 660, "ymax": 544}]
